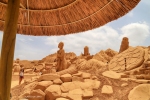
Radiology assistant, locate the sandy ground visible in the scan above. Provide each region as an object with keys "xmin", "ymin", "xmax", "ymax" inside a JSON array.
[
  {"xmin": 11, "ymin": 81, "xmax": 19, "ymax": 88},
  {"xmin": 11, "ymin": 72, "xmax": 36, "ymax": 88},
  {"xmin": 11, "ymin": 70, "xmax": 140, "ymax": 100}
]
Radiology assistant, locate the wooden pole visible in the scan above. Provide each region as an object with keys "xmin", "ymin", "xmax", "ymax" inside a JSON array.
[{"xmin": 0, "ymin": 0, "xmax": 20, "ymax": 100}]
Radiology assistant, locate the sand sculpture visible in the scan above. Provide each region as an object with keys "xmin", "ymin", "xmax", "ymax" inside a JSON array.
[
  {"xmin": 10, "ymin": 39, "xmax": 150, "ymax": 100},
  {"xmin": 128, "ymin": 84, "xmax": 150, "ymax": 100},
  {"xmin": 12, "ymin": 45, "xmax": 150, "ymax": 100},
  {"xmin": 39, "ymin": 63, "xmax": 57, "ymax": 74},
  {"xmin": 119, "ymin": 37, "xmax": 129, "ymax": 53},
  {"xmin": 83, "ymin": 46, "xmax": 90, "ymax": 56},
  {"xmin": 131, "ymin": 47, "xmax": 150, "ymax": 80},
  {"xmin": 93, "ymin": 49, "xmax": 118, "ymax": 63},
  {"xmin": 40, "ymin": 52, "xmax": 76, "ymax": 64},
  {"xmin": 109, "ymin": 47, "xmax": 145, "ymax": 72},
  {"xmin": 65, "ymin": 52, "xmax": 76, "ymax": 60},
  {"xmin": 12, "ymin": 58, "xmax": 21, "ymax": 73},
  {"xmin": 56, "ymin": 49, "xmax": 117, "ymax": 75},
  {"xmin": 56, "ymin": 42, "xmax": 67, "ymax": 71}
]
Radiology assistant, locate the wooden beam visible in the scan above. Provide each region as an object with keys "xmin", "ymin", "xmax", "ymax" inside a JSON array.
[
  {"xmin": 0, "ymin": 0, "xmax": 20, "ymax": 100},
  {"xmin": 20, "ymin": 3, "xmax": 26, "ymax": 9}
]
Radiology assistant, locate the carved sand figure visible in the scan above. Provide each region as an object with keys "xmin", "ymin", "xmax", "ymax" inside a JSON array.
[
  {"xmin": 119, "ymin": 37, "xmax": 129, "ymax": 53},
  {"xmin": 12, "ymin": 58, "xmax": 21, "ymax": 74},
  {"xmin": 56, "ymin": 42, "xmax": 67, "ymax": 71},
  {"xmin": 84, "ymin": 46, "xmax": 90, "ymax": 56}
]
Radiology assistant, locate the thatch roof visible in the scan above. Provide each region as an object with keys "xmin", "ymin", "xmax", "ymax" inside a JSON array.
[{"xmin": 0, "ymin": 0, "xmax": 140, "ymax": 36}]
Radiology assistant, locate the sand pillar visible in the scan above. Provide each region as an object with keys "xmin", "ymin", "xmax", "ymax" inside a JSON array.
[{"xmin": 84, "ymin": 46, "xmax": 90, "ymax": 56}]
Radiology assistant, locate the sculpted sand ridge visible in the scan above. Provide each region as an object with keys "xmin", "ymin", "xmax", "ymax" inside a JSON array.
[
  {"xmin": 93, "ymin": 49, "xmax": 118, "ymax": 63},
  {"xmin": 109, "ymin": 47, "xmax": 145, "ymax": 72}
]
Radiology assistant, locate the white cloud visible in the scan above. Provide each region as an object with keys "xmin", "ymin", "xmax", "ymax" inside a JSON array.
[
  {"xmin": 45, "ymin": 36, "xmax": 59, "ymax": 47},
  {"xmin": 142, "ymin": 0, "xmax": 150, "ymax": 6},
  {"xmin": 14, "ymin": 41, "xmax": 45, "ymax": 60},
  {"xmin": 1, "ymin": 22, "xmax": 150, "ymax": 60},
  {"xmin": 127, "ymin": 11, "xmax": 134, "ymax": 17},
  {"xmin": 44, "ymin": 22, "xmax": 150, "ymax": 57},
  {"xmin": 18, "ymin": 38, "xmax": 26, "ymax": 42},
  {"xmin": 28, "ymin": 38, "xmax": 34, "ymax": 41},
  {"xmin": 45, "ymin": 26, "xmax": 120, "ymax": 56},
  {"xmin": 120, "ymin": 22, "xmax": 150, "ymax": 46},
  {"xmin": 14, "ymin": 36, "xmax": 48, "ymax": 60},
  {"xmin": 17, "ymin": 55, "xmax": 26, "ymax": 59}
]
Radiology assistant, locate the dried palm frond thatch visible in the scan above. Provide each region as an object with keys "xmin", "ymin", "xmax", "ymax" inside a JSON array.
[{"xmin": 0, "ymin": 0, "xmax": 140, "ymax": 36}]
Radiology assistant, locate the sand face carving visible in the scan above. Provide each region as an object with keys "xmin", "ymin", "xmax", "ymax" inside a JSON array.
[
  {"xmin": 56, "ymin": 42, "xmax": 67, "ymax": 71},
  {"xmin": 119, "ymin": 37, "xmax": 129, "ymax": 53}
]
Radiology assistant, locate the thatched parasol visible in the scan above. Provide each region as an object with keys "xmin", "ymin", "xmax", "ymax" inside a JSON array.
[
  {"xmin": 0, "ymin": 0, "xmax": 140, "ymax": 36},
  {"xmin": 0, "ymin": 0, "xmax": 140, "ymax": 99}
]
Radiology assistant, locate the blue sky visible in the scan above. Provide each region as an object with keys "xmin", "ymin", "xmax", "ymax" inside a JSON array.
[{"xmin": 0, "ymin": 0, "xmax": 150, "ymax": 60}]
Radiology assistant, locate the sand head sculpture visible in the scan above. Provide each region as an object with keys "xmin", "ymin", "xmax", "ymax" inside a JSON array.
[{"xmin": 58, "ymin": 42, "xmax": 64, "ymax": 49}]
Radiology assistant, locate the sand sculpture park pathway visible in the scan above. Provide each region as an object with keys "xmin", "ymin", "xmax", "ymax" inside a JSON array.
[
  {"xmin": 11, "ymin": 72, "xmax": 37, "ymax": 88},
  {"xmin": 11, "ymin": 71, "xmax": 140, "ymax": 100},
  {"xmin": 11, "ymin": 46, "xmax": 150, "ymax": 100}
]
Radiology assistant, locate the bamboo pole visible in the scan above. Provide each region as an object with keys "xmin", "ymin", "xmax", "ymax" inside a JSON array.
[{"xmin": 0, "ymin": 0, "xmax": 20, "ymax": 100}]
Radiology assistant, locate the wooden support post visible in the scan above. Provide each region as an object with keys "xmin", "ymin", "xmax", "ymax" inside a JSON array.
[{"xmin": 0, "ymin": 0, "xmax": 20, "ymax": 100}]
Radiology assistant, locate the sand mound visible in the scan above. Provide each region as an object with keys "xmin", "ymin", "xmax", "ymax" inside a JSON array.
[
  {"xmin": 128, "ymin": 84, "xmax": 150, "ymax": 100},
  {"xmin": 21, "ymin": 60, "xmax": 38, "ymax": 68},
  {"xmin": 41, "ymin": 52, "xmax": 76, "ymax": 63},
  {"xmin": 76, "ymin": 59, "xmax": 106, "ymax": 73},
  {"xmin": 93, "ymin": 49, "xmax": 118, "ymax": 63}
]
